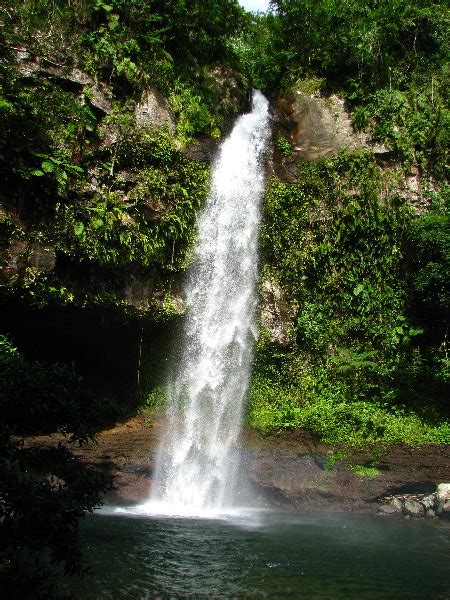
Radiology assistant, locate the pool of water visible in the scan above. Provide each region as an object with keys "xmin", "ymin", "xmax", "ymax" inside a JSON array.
[{"xmin": 67, "ymin": 508, "xmax": 450, "ymax": 599}]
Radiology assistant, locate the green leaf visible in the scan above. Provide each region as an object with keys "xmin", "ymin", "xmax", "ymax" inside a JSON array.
[
  {"xmin": 41, "ymin": 160, "xmax": 55, "ymax": 173},
  {"xmin": 74, "ymin": 222, "xmax": 85, "ymax": 237},
  {"xmin": 92, "ymin": 218, "xmax": 104, "ymax": 228}
]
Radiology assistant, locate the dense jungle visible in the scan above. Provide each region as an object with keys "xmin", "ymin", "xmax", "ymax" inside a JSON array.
[{"xmin": 0, "ymin": 0, "xmax": 448, "ymax": 597}]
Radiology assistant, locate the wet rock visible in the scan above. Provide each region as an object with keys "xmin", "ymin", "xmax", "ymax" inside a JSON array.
[
  {"xmin": 85, "ymin": 81, "xmax": 113, "ymax": 114},
  {"xmin": 182, "ymin": 137, "xmax": 219, "ymax": 162},
  {"xmin": 260, "ymin": 279, "xmax": 294, "ymax": 347},
  {"xmin": 426, "ymin": 509, "xmax": 436, "ymax": 518},
  {"xmin": 4, "ymin": 239, "xmax": 56, "ymax": 278},
  {"xmin": 379, "ymin": 497, "xmax": 403, "ymax": 515},
  {"xmin": 14, "ymin": 50, "xmax": 113, "ymax": 114},
  {"xmin": 118, "ymin": 171, "xmax": 138, "ymax": 183},
  {"xmin": 141, "ymin": 197, "xmax": 164, "ymax": 222},
  {"xmin": 124, "ymin": 273, "xmax": 156, "ymax": 310},
  {"xmin": 421, "ymin": 494, "xmax": 436, "ymax": 511},
  {"xmin": 274, "ymin": 91, "xmax": 387, "ymax": 176},
  {"xmin": 47, "ymin": 474, "xmax": 66, "ymax": 490},
  {"xmin": 135, "ymin": 89, "xmax": 175, "ymax": 132},
  {"xmin": 97, "ymin": 120, "xmax": 120, "ymax": 148},
  {"xmin": 29, "ymin": 243, "xmax": 56, "ymax": 273},
  {"xmin": 4, "ymin": 238, "xmax": 28, "ymax": 280},
  {"xmin": 64, "ymin": 67, "xmax": 91, "ymax": 87},
  {"xmin": 403, "ymin": 498, "xmax": 425, "ymax": 517},
  {"xmin": 116, "ymin": 171, "xmax": 139, "ymax": 189},
  {"xmin": 436, "ymin": 483, "xmax": 450, "ymax": 513}
]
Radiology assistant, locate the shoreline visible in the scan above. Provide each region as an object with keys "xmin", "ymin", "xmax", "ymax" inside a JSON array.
[{"xmin": 23, "ymin": 416, "xmax": 450, "ymax": 519}]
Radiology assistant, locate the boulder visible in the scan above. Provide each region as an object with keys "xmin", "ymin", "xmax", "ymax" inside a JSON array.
[
  {"xmin": 124, "ymin": 273, "xmax": 156, "ymax": 310},
  {"xmin": 29, "ymin": 243, "xmax": 56, "ymax": 273},
  {"xmin": 14, "ymin": 50, "xmax": 113, "ymax": 114},
  {"xmin": 436, "ymin": 483, "xmax": 450, "ymax": 514},
  {"xmin": 135, "ymin": 89, "xmax": 175, "ymax": 132},
  {"xmin": 403, "ymin": 498, "xmax": 425, "ymax": 517},
  {"xmin": 275, "ymin": 91, "xmax": 387, "ymax": 165},
  {"xmin": 379, "ymin": 497, "xmax": 403, "ymax": 515},
  {"xmin": 182, "ymin": 137, "xmax": 219, "ymax": 162},
  {"xmin": 421, "ymin": 494, "xmax": 436, "ymax": 511},
  {"xmin": 85, "ymin": 81, "xmax": 113, "ymax": 114}
]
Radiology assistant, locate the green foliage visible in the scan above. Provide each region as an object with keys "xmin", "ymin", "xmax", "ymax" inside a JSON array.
[
  {"xmin": 354, "ymin": 85, "xmax": 448, "ymax": 175},
  {"xmin": 263, "ymin": 151, "xmax": 411, "ymax": 356},
  {"xmin": 30, "ymin": 150, "xmax": 84, "ymax": 192},
  {"xmin": 0, "ymin": 334, "xmax": 116, "ymax": 440},
  {"xmin": 2, "ymin": 0, "xmax": 246, "ymax": 87},
  {"xmin": 275, "ymin": 135, "xmax": 292, "ymax": 157},
  {"xmin": 0, "ymin": 62, "xmax": 97, "ymax": 223},
  {"xmin": 0, "ymin": 334, "xmax": 116, "ymax": 597},
  {"xmin": 324, "ymin": 450, "xmax": 348, "ymax": 470},
  {"xmin": 237, "ymin": 1, "xmax": 449, "ymax": 176},
  {"xmin": 52, "ymin": 128, "xmax": 209, "ymax": 271},
  {"xmin": 169, "ymin": 81, "xmax": 220, "ymax": 144},
  {"xmin": 252, "ymin": 150, "xmax": 449, "ymax": 446},
  {"xmin": 271, "ymin": 0, "xmax": 448, "ymax": 92},
  {"xmin": 11, "ymin": 268, "xmax": 76, "ymax": 309},
  {"xmin": 348, "ymin": 464, "xmax": 381, "ymax": 478},
  {"xmin": 0, "ymin": 441, "xmax": 108, "ymax": 598},
  {"xmin": 248, "ymin": 359, "xmax": 450, "ymax": 446},
  {"xmin": 407, "ymin": 201, "xmax": 449, "ymax": 320},
  {"xmin": 138, "ymin": 385, "xmax": 166, "ymax": 418},
  {"xmin": 230, "ymin": 12, "xmax": 288, "ymax": 92}
]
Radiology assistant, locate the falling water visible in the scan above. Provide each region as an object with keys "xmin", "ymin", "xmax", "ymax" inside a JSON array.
[{"xmin": 143, "ymin": 90, "xmax": 270, "ymax": 517}]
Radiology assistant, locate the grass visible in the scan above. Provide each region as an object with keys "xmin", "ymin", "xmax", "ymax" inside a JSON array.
[
  {"xmin": 348, "ymin": 464, "xmax": 381, "ymax": 478},
  {"xmin": 247, "ymin": 374, "xmax": 450, "ymax": 448}
]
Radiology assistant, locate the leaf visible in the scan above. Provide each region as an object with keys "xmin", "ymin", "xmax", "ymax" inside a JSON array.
[
  {"xmin": 92, "ymin": 218, "xmax": 104, "ymax": 228},
  {"xmin": 74, "ymin": 222, "xmax": 85, "ymax": 237},
  {"xmin": 353, "ymin": 283, "xmax": 364, "ymax": 296},
  {"xmin": 0, "ymin": 98, "xmax": 14, "ymax": 110},
  {"xmin": 41, "ymin": 160, "xmax": 55, "ymax": 173},
  {"xmin": 66, "ymin": 164, "xmax": 84, "ymax": 175}
]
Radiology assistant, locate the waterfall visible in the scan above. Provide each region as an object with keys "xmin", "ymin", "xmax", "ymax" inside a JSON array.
[{"xmin": 145, "ymin": 90, "xmax": 270, "ymax": 516}]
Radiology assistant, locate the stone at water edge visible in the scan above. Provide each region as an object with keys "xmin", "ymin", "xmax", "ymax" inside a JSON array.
[
  {"xmin": 436, "ymin": 483, "xmax": 450, "ymax": 514},
  {"xmin": 379, "ymin": 497, "xmax": 403, "ymax": 515},
  {"xmin": 404, "ymin": 498, "xmax": 425, "ymax": 517},
  {"xmin": 421, "ymin": 494, "xmax": 436, "ymax": 511}
]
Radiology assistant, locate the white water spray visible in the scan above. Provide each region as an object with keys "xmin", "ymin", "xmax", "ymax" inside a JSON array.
[{"xmin": 139, "ymin": 91, "xmax": 270, "ymax": 517}]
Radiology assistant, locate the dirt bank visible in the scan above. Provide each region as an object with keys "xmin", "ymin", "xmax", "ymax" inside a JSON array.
[{"xmin": 24, "ymin": 417, "xmax": 450, "ymax": 515}]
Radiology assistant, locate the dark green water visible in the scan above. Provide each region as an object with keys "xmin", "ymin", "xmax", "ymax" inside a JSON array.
[{"xmin": 69, "ymin": 509, "xmax": 450, "ymax": 599}]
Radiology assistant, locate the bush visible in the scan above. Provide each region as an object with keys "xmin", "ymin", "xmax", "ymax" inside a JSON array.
[{"xmin": 0, "ymin": 334, "xmax": 117, "ymax": 597}]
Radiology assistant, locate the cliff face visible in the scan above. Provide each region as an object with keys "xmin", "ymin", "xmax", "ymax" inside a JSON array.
[
  {"xmin": 0, "ymin": 4, "xmax": 447, "ymax": 442},
  {"xmin": 1, "ymin": 49, "xmax": 248, "ymax": 318},
  {"xmin": 0, "ymin": 9, "xmax": 248, "ymax": 407}
]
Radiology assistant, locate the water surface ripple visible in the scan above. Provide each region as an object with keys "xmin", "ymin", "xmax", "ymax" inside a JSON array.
[{"xmin": 69, "ymin": 511, "xmax": 450, "ymax": 599}]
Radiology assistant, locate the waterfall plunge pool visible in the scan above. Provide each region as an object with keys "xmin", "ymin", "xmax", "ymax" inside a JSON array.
[{"xmin": 65, "ymin": 509, "xmax": 450, "ymax": 599}]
